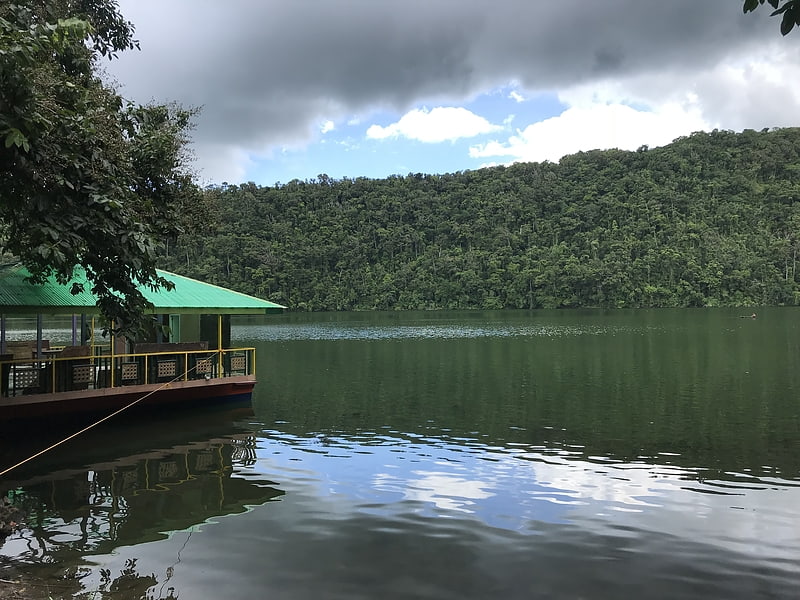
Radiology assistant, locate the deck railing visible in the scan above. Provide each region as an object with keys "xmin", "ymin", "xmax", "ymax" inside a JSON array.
[{"xmin": 0, "ymin": 347, "xmax": 256, "ymax": 398}]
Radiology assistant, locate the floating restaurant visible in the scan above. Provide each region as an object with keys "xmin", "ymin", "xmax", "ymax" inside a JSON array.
[{"xmin": 0, "ymin": 264, "xmax": 284, "ymax": 421}]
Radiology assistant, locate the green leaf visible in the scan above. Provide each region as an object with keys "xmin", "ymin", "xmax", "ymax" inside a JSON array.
[
  {"xmin": 781, "ymin": 10, "xmax": 795, "ymax": 33},
  {"xmin": 3, "ymin": 128, "xmax": 30, "ymax": 151},
  {"xmin": 743, "ymin": 0, "xmax": 760, "ymax": 12}
]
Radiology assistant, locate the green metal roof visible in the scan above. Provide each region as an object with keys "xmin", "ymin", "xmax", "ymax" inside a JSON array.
[
  {"xmin": 145, "ymin": 270, "xmax": 286, "ymax": 314},
  {"xmin": 0, "ymin": 264, "xmax": 286, "ymax": 315}
]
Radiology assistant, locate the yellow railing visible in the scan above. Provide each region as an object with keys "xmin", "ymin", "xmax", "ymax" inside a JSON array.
[{"xmin": 0, "ymin": 347, "xmax": 256, "ymax": 398}]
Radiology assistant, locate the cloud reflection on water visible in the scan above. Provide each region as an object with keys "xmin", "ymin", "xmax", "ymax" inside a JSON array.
[
  {"xmin": 253, "ymin": 427, "xmax": 800, "ymax": 561},
  {"xmin": 4, "ymin": 423, "xmax": 797, "ymax": 600}
]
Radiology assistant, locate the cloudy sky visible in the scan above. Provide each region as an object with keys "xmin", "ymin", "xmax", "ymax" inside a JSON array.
[{"xmin": 108, "ymin": 0, "xmax": 800, "ymax": 186}]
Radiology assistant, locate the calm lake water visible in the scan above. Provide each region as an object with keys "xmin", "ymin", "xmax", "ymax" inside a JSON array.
[{"xmin": 1, "ymin": 308, "xmax": 800, "ymax": 599}]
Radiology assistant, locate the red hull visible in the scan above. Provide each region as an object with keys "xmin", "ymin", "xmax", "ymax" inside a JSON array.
[{"xmin": 0, "ymin": 376, "xmax": 255, "ymax": 421}]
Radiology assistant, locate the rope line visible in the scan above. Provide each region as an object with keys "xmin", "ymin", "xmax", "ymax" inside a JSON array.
[
  {"xmin": 0, "ymin": 364, "xmax": 201, "ymax": 478},
  {"xmin": 157, "ymin": 529, "xmax": 192, "ymax": 598}
]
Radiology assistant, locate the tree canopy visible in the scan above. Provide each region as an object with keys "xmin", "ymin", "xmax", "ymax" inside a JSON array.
[
  {"xmin": 158, "ymin": 128, "xmax": 800, "ymax": 312},
  {"xmin": 0, "ymin": 0, "xmax": 200, "ymax": 334}
]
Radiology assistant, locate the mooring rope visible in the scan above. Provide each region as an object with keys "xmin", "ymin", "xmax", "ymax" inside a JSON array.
[{"xmin": 0, "ymin": 365, "xmax": 201, "ymax": 478}]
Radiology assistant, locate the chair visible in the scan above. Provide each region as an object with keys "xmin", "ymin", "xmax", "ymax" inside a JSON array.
[{"xmin": 55, "ymin": 345, "xmax": 92, "ymax": 392}]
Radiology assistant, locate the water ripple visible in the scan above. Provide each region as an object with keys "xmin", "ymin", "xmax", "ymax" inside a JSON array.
[{"xmin": 234, "ymin": 322, "xmax": 654, "ymax": 341}]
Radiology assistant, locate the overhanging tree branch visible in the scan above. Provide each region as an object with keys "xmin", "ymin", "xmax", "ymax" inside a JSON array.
[
  {"xmin": 0, "ymin": 1, "xmax": 201, "ymax": 336},
  {"xmin": 744, "ymin": 0, "xmax": 800, "ymax": 35}
]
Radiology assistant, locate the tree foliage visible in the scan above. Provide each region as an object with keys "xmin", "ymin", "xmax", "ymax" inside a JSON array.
[
  {"xmin": 0, "ymin": 1, "xmax": 200, "ymax": 334},
  {"xmin": 158, "ymin": 128, "xmax": 800, "ymax": 312},
  {"xmin": 744, "ymin": 0, "xmax": 800, "ymax": 35}
]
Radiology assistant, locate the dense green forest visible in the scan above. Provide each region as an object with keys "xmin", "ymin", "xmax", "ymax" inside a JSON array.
[{"xmin": 158, "ymin": 128, "xmax": 800, "ymax": 311}]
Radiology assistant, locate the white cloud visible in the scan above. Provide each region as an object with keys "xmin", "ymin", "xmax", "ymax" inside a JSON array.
[
  {"xmin": 320, "ymin": 120, "xmax": 335, "ymax": 134},
  {"xmin": 367, "ymin": 107, "xmax": 502, "ymax": 143},
  {"xmin": 469, "ymin": 41, "xmax": 800, "ymax": 168},
  {"xmin": 470, "ymin": 101, "xmax": 710, "ymax": 164},
  {"xmin": 553, "ymin": 43, "xmax": 800, "ymax": 132},
  {"xmin": 193, "ymin": 143, "xmax": 251, "ymax": 184},
  {"xmin": 110, "ymin": 0, "xmax": 800, "ymax": 183}
]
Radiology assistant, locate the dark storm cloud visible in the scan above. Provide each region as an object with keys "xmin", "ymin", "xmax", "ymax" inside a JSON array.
[
  {"xmin": 466, "ymin": 1, "xmax": 771, "ymax": 88},
  {"xmin": 110, "ymin": 0, "xmax": 778, "ymax": 174}
]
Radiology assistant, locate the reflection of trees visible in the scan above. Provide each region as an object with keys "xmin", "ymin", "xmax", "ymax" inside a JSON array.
[
  {"xmin": 2, "ymin": 434, "xmax": 281, "ymax": 597},
  {"xmin": 92, "ymin": 559, "xmax": 163, "ymax": 600},
  {"xmin": 261, "ymin": 315, "xmax": 800, "ymax": 481}
]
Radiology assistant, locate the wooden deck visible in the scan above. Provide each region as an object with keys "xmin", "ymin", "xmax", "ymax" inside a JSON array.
[{"xmin": 0, "ymin": 346, "xmax": 257, "ymax": 422}]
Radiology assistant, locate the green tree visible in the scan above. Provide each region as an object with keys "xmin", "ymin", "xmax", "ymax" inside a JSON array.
[{"xmin": 0, "ymin": 1, "xmax": 200, "ymax": 334}]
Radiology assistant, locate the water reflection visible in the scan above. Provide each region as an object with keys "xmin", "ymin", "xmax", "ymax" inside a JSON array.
[
  {"xmin": 233, "ymin": 308, "xmax": 709, "ymax": 342},
  {"xmin": 2, "ymin": 419, "xmax": 799, "ymax": 599},
  {"xmin": 236, "ymin": 321, "xmax": 645, "ymax": 341},
  {"xmin": 252, "ymin": 427, "xmax": 800, "ymax": 544},
  {"xmin": 250, "ymin": 426, "xmax": 800, "ymax": 599},
  {"xmin": 249, "ymin": 308, "xmax": 800, "ymax": 481},
  {"xmin": 3, "ymin": 309, "xmax": 800, "ymax": 599},
  {"xmin": 0, "ymin": 418, "xmax": 283, "ymax": 598}
]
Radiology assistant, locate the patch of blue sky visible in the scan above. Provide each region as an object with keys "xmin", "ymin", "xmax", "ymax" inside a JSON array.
[
  {"xmin": 245, "ymin": 135, "xmax": 394, "ymax": 185},
  {"xmin": 245, "ymin": 135, "xmax": 465, "ymax": 185},
  {"xmin": 360, "ymin": 136, "xmax": 484, "ymax": 178},
  {"xmin": 244, "ymin": 88, "xmax": 570, "ymax": 185},
  {"xmin": 465, "ymin": 87, "xmax": 568, "ymax": 130}
]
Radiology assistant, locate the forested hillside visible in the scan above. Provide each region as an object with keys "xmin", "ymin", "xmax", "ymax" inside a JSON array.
[{"xmin": 159, "ymin": 128, "xmax": 800, "ymax": 310}]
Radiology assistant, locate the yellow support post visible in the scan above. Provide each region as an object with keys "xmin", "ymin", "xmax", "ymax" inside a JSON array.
[
  {"xmin": 217, "ymin": 315, "xmax": 223, "ymax": 377},
  {"xmin": 109, "ymin": 320, "xmax": 115, "ymax": 388}
]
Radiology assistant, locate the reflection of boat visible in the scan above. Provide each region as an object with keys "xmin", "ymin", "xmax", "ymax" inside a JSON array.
[
  {"xmin": 1, "ymin": 427, "xmax": 284, "ymax": 558},
  {"xmin": 0, "ymin": 409, "xmax": 279, "ymax": 598},
  {"xmin": 0, "ymin": 265, "xmax": 284, "ymax": 421}
]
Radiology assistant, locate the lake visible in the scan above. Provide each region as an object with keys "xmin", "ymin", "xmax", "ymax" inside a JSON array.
[{"xmin": 1, "ymin": 308, "xmax": 799, "ymax": 599}]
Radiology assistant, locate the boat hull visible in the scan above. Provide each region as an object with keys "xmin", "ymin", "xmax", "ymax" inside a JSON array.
[{"xmin": 0, "ymin": 375, "xmax": 255, "ymax": 422}]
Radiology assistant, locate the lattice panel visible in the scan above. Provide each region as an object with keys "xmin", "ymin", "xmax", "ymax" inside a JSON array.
[
  {"xmin": 195, "ymin": 452, "xmax": 215, "ymax": 471},
  {"xmin": 157, "ymin": 360, "xmax": 177, "ymax": 378},
  {"xmin": 121, "ymin": 362, "xmax": 138, "ymax": 381},
  {"xmin": 72, "ymin": 365, "xmax": 94, "ymax": 385},
  {"xmin": 14, "ymin": 367, "xmax": 39, "ymax": 389},
  {"xmin": 230, "ymin": 355, "xmax": 247, "ymax": 372},
  {"xmin": 158, "ymin": 461, "xmax": 178, "ymax": 480},
  {"xmin": 196, "ymin": 359, "xmax": 213, "ymax": 374}
]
